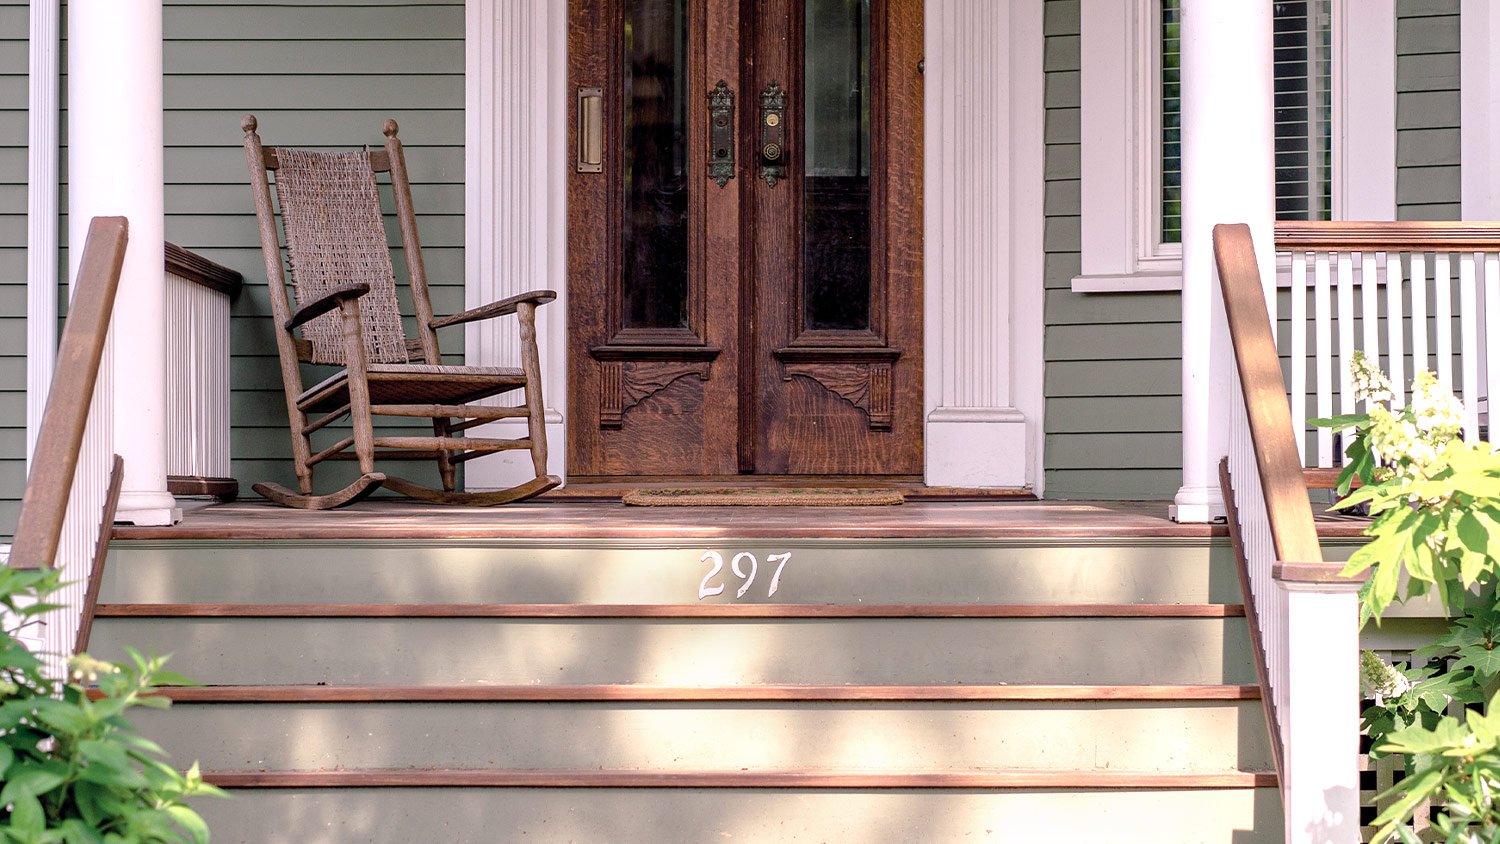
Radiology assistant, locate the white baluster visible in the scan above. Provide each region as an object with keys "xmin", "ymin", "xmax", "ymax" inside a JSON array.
[
  {"xmin": 1336, "ymin": 252, "xmax": 1356, "ymax": 459},
  {"xmin": 1315, "ymin": 251, "xmax": 1333, "ymax": 466},
  {"xmin": 1290, "ymin": 251, "xmax": 1308, "ymax": 464},
  {"xmin": 1435, "ymin": 252, "xmax": 1454, "ymax": 388},
  {"xmin": 1411, "ymin": 252, "xmax": 1429, "ymax": 377},
  {"xmin": 1388, "ymin": 253, "xmax": 1407, "ymax": 407},
  {"xmin": 1460, "ymin": 252, "xmax": 1480, "ymax": 440}
]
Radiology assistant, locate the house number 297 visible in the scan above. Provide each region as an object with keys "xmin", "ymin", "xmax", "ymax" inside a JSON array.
[{"xmin": 698, "ymin": 551, "xmax": 792, "ymax": 600}]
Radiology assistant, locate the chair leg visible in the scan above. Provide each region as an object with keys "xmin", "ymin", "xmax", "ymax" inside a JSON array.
[
  {"xmin": 432, "ymin": 417, "xmax": 457, "ymax": 492},
  {"xmin": 516, "ymin": 302, "xmax": 550, "ymax": 481}
]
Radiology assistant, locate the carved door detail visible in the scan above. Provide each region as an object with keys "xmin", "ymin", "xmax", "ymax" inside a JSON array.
[{"xmin": 567, "ymin": 0, "xmax": 923, "ymax": 477}]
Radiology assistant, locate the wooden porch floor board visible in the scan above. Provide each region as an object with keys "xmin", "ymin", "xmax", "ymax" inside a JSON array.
[{"xmin": 114, "ymin": 499, "xmax": 1369, "ymax": 541}]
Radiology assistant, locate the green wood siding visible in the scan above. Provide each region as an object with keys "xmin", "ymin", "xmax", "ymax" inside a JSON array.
[
  {"xmin": 0, "ymin": 2, "xmax": 26, "ymax": 540},
  {"xmin": 1042, "ymin": 0, "xmax": 1183, "ymax": 500},
  {"xmin": 1396, "ymin": 0, "xmax": 1461, "ymax": 220},
  {"xmin": 161, "ymin": 0, "xmax": 465, "ymax": 496}
]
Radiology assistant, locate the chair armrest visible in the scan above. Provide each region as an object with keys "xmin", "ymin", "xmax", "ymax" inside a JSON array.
[
  {"xmin": 430, "ymin": 289, "xmax": 557, "ymax": 330},
  {"xmin": 285, "ymin": 283, "xmax": 371, "ymax": 330}
]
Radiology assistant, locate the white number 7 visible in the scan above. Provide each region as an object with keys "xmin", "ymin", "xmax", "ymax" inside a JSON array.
[{"xmin": 766, "ymin": 552, "xmax": 792, "ymax": 597}]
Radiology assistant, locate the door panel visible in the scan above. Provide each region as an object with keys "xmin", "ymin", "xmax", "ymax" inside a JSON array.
[{"xmin": 568, "ymin": 0, "xmax": 922, "ymax": 478}]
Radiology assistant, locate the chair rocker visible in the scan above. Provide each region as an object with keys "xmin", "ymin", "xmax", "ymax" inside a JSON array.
[{"xmin": 242, "ymin": 114, "xmax": 560, "ymax": 509}]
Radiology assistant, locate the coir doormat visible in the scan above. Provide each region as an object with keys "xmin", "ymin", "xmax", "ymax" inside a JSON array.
[{"xmin": 621, "ymin": 488, "xmax": 906, "ymax": 506}]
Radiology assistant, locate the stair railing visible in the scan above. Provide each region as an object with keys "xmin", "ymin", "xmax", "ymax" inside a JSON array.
[
  {"xmin": 7, "ymin": 217, "xmax": 129, "ymax": 675},
  {"xmin": 1277, "ymin": 221, "xmax": 1500, "ymax": 474},
  {"xmin": 1215, "ymin": 223, "xmax": 1363, "ymax": 844}
]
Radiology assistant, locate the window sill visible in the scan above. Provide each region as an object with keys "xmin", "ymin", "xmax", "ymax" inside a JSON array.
[{"xmin": 1070, "ymin": 272, "xmax": 1182, "ymax": 293}]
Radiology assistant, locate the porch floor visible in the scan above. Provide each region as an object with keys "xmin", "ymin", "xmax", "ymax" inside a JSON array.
[{"xmin": 113, "ymin": 498, "xmax": 1369, "ymax": 541}]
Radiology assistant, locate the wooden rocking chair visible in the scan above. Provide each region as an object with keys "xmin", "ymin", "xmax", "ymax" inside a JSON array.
[{"xmin": 241, "ymin": 115, "xmax": 560, "ymax": 508}]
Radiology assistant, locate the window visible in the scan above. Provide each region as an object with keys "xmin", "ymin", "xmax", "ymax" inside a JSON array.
[
  {"xmin": 1073, "ymin": 0, "xmax": 1393, "ymax": 293},
  {"xmin": 1159, "ymin": 0, "xmax": 1333, "ymax": 247}
]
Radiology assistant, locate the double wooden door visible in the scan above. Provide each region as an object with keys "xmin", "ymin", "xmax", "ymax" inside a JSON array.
[{"xmin": 567, "ymin": 0, "xmax": 923, "ymax": 478}]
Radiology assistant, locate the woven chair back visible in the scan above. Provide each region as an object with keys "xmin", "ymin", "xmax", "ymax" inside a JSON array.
[{"xmin": 273, "ymin": 147, "xmax": 409, "ymax": 366}]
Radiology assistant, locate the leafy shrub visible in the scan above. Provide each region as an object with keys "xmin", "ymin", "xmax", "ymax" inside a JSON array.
[
  {"xmin": 0, "ymin": 565, "xmax": 222, "ymax": 843},
  {"xmin": 1318, "ymin": 352, "xmax": 1500, "ymax": 841}
]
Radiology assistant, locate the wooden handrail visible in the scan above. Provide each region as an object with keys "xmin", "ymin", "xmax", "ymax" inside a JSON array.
[
  {"xmin": 1216, "ymin": 224, "xmax": 1325, "ymax": 567},
  {"xmin": 165, "ymin": 242, "xmax": 242, "ymax": 297},
  {"xmin": 9, "ymin": 217, "xmax": 129, "ymax": 570},
  {"xmin": 1275, "ymin": 220, "xmax": 1500, "ymax": 252}
]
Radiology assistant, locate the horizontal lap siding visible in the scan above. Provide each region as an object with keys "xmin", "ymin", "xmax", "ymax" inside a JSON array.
[
  {"xmin": 0, "ymin": 3, "xmax": 26, "ymax": 540},
  {"xmin": 1042, "ymin": 0, "xmax": 1182, "ymax": 500},
  {"xmin": 1395, "ymin": 0, "xmax": 1460, "ymax": 220},
  {"xmin": 162, "ymin": 0, "xmax": 465, "ymax": 495}
]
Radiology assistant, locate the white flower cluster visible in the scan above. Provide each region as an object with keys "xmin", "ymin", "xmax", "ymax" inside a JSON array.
[
  {"xmin": 1350, "ymin": 350, "xmax": 1394, "ymax": 405},
  {"xmin": 1359, "ymin": 650, "xmax": 1411, "ymax": 705},
  {"xmin": 1362, "ymin": 367, "xmax": 1465, "ymax": 488}
]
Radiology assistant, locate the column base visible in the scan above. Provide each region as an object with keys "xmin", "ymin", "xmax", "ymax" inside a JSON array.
[
  {"xmin": 462, "ymin": 413, "xmax": 567, "ymax": 491},
  {"xmin": 1169, "ymin": 484, "xmax": 1226, "ymax": 523},
  {"xmin": 113, "ymin": 489, "xmax": 181, "ymax": 526},
  {"xmin": 924, "ymin": 408, "xmax": 1030, "ymax": 488}
]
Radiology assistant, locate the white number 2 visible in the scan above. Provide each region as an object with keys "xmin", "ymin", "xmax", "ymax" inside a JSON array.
[
  {"xmin": 697, "ymin": 550, "xmax": 792, "ymax": 600},
  {"xmin": 698, "ymin": 551, "xmax": 726, "ymax": 599}
]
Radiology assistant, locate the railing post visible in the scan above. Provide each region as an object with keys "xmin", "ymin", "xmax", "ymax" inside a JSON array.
[{"xmin": 1278, "ymin": 564, "xmax": 1362, "ymax": 843}]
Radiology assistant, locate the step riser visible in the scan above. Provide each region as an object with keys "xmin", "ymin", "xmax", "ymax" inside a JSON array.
[
  {"xmin": 136, "ymin": 700, "xmax": 1273, "ymax": 773},
  {"xmin": 195, "ymin": 788, "xmax": 1284, "ymax": 844},
  {"xmin": 89, "ymin": 617, "xmax": 1256, "ymax": 685},
  {"xmin": 101, "ymin": 540, "xmax": 1242, "ymax": 605}
]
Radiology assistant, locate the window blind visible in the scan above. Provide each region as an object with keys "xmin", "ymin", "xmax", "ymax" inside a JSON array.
[{"xmin": 1160, "ymin": 0, "xmax": 1333, "ymax": 245}]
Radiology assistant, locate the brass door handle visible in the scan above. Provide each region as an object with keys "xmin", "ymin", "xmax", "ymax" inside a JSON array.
[
  {"xmin": 707, "ymin": 80, "xmax": 735, "ymax": 187},
  {"xmin": 759, "ymin": 81, "xmax": 786, "ymax": 188},
  {"xmin": 577, "ymin": 86, "xmax": 603, "ymax": 173}
]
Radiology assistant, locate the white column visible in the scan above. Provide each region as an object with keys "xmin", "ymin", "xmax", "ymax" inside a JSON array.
[
  {"xmin": 69, "ymin": 0, "xmax": 179, "ymax": 525},
  {"xmin": 1172, "ymin": 0, "xmax": 1276, "ymax": 522},
  {"xmin": 463, "ymin": 0, "xmax": 569, "ymax": 490},
  {"xmin": 1280, "ymin": 578, "xmax": 1362, "ymax": 843},
  {"xmin": 923, "ymin": 0, "xmax": 1045, "ymax": 490}
]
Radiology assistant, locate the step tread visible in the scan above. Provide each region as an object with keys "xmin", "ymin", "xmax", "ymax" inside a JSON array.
[
  {"xmin": 123, "ymin": 683, "xmax": 1265, "ymax": 702},
  {"xmin": 93, "ymin": 602, "xmax": 1248, "ymax": 618},
  {"xmin": 203, "ymin": 768, "xmax": 1279, "ymax": 789}
]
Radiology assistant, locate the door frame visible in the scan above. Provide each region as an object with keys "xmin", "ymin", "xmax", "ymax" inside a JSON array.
[{"xmin": 461, "ymin": 0, "xmax": 1045, "ymax": 493}]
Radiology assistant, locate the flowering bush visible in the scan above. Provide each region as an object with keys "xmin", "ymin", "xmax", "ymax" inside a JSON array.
[
  {"xmin": 0, "ymin": 565, "xmax": 222, "ymax": 842},
  {"xmin": 1325, "ymin": 351, "xmax": 1500, "ymax": 621},
  {"xmin": 1317, "ymin": 352, "xmax": 1500, "ymax": 841}
]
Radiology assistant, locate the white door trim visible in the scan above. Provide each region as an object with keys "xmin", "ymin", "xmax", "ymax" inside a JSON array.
[
  {"xmin": 922, "ymin": 0, "xmax": 1046, "ymax": 491},
  {"xmin": 462, "ymin": 0, "xmax": 569, "ymax": 490}
]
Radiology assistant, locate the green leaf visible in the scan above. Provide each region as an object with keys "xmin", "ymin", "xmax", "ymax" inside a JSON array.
[
  {"xmin": 1454, "ymin": 646, "xmax": 1500, "ymax": 680},
  {"xmin": 0, "ymin": 766, "xmax": 69, "ymax": 805},
  {"xmin": 6, "ymin": 793, "xmax": 45, "ymax": 836},
  {"xmin": 165, "ymin": 805, "xmax": 211, "ymax": 844},
  {"xmin": 1309, "ymin": 413, "xmax": 1369, "ymax": 429}
]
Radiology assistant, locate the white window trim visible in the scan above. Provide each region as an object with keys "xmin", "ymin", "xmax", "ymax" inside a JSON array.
[
  {"xmin": 1071, "ymin": 0, "xmax": 1396, "ymax": 295},
  {"xmin": 1461, "ymin": 0, "xmax": 1500, "ymax": 220}
]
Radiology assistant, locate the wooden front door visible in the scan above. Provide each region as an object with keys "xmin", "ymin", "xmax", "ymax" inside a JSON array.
[{"xmin": 567, "ymin": 0, "xmax": 923, "ymax": 478}]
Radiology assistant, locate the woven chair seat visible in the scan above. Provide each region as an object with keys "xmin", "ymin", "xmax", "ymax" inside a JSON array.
[{"xmin": 299, "ymin": 363, "xmax": 527, "ymax": 412}]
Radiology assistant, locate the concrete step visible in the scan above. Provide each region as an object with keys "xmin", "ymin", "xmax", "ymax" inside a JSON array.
[
  {"xmin": 100, "ymin": 537, "xmax": 1243, "ymax": 606},
  {"xmin": 134, "ymin": 694, "xmax": 1273, "ymax": 773},
  {"xmin": 87, "ymin": 614, "xmax": 1257, "ymax": 686},
  {"xmin": 192, "ymin": 786, "xmax": 1284, "ymax": 843}
]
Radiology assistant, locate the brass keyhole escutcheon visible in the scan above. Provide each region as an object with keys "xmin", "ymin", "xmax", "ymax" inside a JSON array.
[
  {"xmin": 759, "ymin": 81, "xmax": 787, "ymax": 187},
  {"xmin": 706, "ymin": 80, "xmax": 736, "ymax": 187}
]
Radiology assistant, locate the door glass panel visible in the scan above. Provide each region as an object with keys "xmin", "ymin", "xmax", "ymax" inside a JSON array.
[
  {"xmin": 803, "ymin": 0, "xmax": 872, "ymax": 332},
  {"xmin": 622, "ymin": 0, "xmax": 690, "ymax": 329}
]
